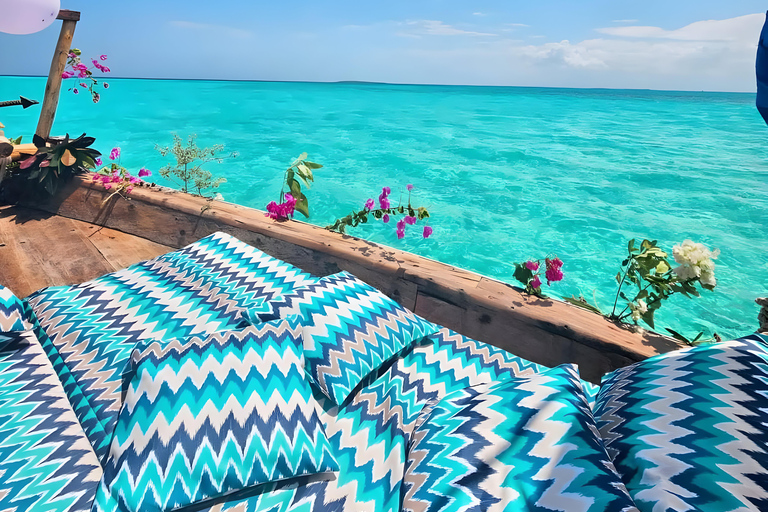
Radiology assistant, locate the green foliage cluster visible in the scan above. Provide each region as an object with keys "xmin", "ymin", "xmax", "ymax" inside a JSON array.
[
  {"xmin": 16, "ymin": 133, "xmax": 100, "ymax": 196},
  {"xmin": 281, "ymin": 153, "xmax": 322, "ymax": 218},
  {"xmin": 327, "ymin": 204, "xmax": 430, "ymax": 235},
  {"xmin": 155, "ymin": 134, "xmax": 235, "ymax": 197},
  {"xmin": 564, "ymin": 238, "xmax": 718, "ymax": 344}
]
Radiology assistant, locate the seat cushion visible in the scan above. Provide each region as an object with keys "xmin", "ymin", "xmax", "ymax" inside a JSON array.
[
  {"xmin": 0, "ymin": 284, "xmax": 30, "ymax": 333},
  {"xmin": 593, "ymin": 333, "xmax": 768, "ymax": 512},
  {"xmin": 402, "ymin": 364, "xmax": 638, "ymax": 512},
  {"xmin": 26, "ymin": 232, "xmax": 317, "ymax": 461},
  {"xmin": 93, "ymin": 317, "xmax": 339, "ymax": 512},
  {"xmin": 241, "ymin": 271, "xmax": 440, "ymax": 405},
  {"xmin": 0, "ymin": 331, "xmax": 102, "ymax": 512}
]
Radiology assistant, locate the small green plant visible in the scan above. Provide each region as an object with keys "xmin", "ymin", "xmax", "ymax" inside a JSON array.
[
  {"xmin": 513, "ymin": 257, "xmax": 564, "ymax": 297},
  {"xmin": 17, "ymin": 133, "xmax": 101, "ymax": 196},
  {"xmin": 266, "ymin": 153, "xmax": 322, "ymax": 219},
  {"xmin": 326, "ymin": 184, "xmax": 432, "ymax": 239},
  {"xmin": 564, "ymin": 238, "xmax": 720, "ymax": 343},
  {"xmin": 155, "ymin": 134, "xmax": 235, "ymax": 197}
]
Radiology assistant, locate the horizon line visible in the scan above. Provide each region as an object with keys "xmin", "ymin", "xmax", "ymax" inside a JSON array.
[{"xmin": 0, "ymin": 74, "xmax": 756, "ymax": 95}]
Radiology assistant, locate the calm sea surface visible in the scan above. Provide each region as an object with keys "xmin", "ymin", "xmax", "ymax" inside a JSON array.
[{"xmin": 2, "ymin": 77, "xmax": 766, "ymax": 340}]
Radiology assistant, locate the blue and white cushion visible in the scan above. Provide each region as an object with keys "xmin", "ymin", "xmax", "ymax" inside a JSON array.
[
  {"xmin": 0, "ymin": 285, "xmax": 30, "ymax": 333},
  {"xmin": 92, "ymin": 316, "xmax": 339, "ymax": 512},
  {"xmin": 241, "ymin": 271, "xmax": 440, "ymax": 405},
  {"xmin": 594, "ymin": 333, "xmax": 768, "ymax": 512},
  {"xmin": 403, "ymin": 364, "xmax": 638, "ymax": 512},
  {"xmin": 26, "ymin": 232, "xmax": 317, "ymax": 460}
]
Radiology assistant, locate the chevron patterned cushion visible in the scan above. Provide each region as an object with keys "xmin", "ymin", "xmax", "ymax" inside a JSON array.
[
  {"xmin": 26, "ymin": 231, "xmax": 317, "ymax": 461},
  {"xmin": 241, "ymin": 271, "xmax": 440, "ymax": 405},
  {"xmin": 594, "ymin": 333, "xmax": 768, "ymax": 512},
  {"xmin": 0, "ymin": 331, "xmax": 103, "ymax": 512},
  {"xmin": 93, "ymin": 316, "xmax": 339, "ymax": 512},
  {"xmin": 402, "ymin": 364, "xmax": 639, "ymax": 512},
  {"xmin": 0, "ymin": 285, "xmax": 30, "ymax": 333}
]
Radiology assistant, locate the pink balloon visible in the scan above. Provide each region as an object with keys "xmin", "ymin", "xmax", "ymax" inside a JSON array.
[{"xmin": 0, "ymin": 0, "xmax": 61, "ymax": 35}]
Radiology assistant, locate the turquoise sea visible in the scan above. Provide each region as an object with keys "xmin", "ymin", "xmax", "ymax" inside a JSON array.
[{"xmin": 1, "ymin": 76, "xmax": 767, "ymax": 340}]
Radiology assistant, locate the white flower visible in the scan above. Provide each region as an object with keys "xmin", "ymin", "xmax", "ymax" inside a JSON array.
[
  {"xmin": 671, "ymin": 239, "xmax": 719, "ymax": 286},
  {"xmin": 629, "ymin": 300, "xmax": 647, "ymax": 322}
]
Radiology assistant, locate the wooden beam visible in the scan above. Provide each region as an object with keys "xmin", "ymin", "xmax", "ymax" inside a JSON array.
[
  {"xmin": 56, "ymin": 10, "xmax": 81, "ymax": 22},
  {"xmin": 35, "ymin": 13, "xmax": 80, "ymax": 139}
]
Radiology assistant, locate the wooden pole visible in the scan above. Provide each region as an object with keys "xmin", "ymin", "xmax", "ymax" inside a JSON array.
[{"xmin": 35, "ymin": 10, "xmax": 81, "ymax": 139}]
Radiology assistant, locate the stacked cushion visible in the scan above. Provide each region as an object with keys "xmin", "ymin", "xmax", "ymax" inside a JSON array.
[
  {"xmin": 594, "ymin": 333, "xmax": 768, "ymax": 512},
  {"xmin": 0, "ymin": 331, "xmax": 102, "ymax": 512},
  {"xmin": 0, "ymin": 284, "xmax": 30, "ymax": 333},
  {"xmin": 25, "ymin": 232, "xmax": 317, "ymax": 460},
  {"xmin": 241, "ymin": 271, "xmax": 440, "ymax": 405},
  {"xmin": 93, "ymin": 317, "xmax": 339, "ymax": 512},
  {"xmin": 402, "ymin": 364, "xmax": 638, "ymax": 512}
]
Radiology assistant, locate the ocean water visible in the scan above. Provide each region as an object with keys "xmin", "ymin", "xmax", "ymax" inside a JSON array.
[{"xmin": 2, "ymin": 76, "xmax": 767, "ymax": 340}]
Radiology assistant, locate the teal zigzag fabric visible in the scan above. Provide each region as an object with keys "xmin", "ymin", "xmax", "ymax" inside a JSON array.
[
  {"xmin": 594, "ymin": 333, "xmax": 768, "ymax": 512},
  {"xmin": 242, "ymin": 271, "xmax": 440, "ymax": 405},
  {"xmin": 0, "ymin": 284, "xmax": 30, "ymax": 333},
  {"xmin": 202, "ymin": 328, "xmax": 550, "ymax": 512},
  {"xmin": 0, "ymin": 331, "xmax": 103, "ymax": 512},
  {"xmin": 403, "ymin": 364, "xmax": 638, "ymax": 512},
  {"xmin": 25, "ymin": 232, "xmax": 317, "ymax": 461},
  {"xmin": 92, "ymin": 317, "xmax": 339, "ymax": 512}
]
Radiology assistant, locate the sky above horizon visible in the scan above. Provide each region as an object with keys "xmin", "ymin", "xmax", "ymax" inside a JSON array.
[{"xmin": 1, "ymin": 0, "xmax": 766, "ymax": 92}]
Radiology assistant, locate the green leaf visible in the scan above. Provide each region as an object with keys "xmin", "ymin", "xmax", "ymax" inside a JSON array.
[
  {"xmin": 636, "ymin": 289, "xmax": 648, "ymax": 300},
  {"xmin": 562, "ymin": 296, "xmax": 603, "ymax": 315},
  {"xmin": 655, "ymin": 260, "xmax": 671, "ymax": 274},
  {"xmin": 627, "ymin": 239, "xmax": 636, "ymax": 254},
  {"xmin": 512, "ymin": 264, "xmax": 534, "ymax": 286},
  {"xmin": 641, "ymin": 309, "xmax": 656, "ymax": 329},
  {"xmin": 615, "ymin": 272, "xmax": 622, "ymax": 284},
  {"xmin": 294, "ymin": 196, "xmax": 309, "ymax": 218},
  {"xmin": 665, "ymin": 328, "xmax": 691, "ymax": 344},
  {"xmin": 288, "ymin": 178, "xmax": 302, "ymax": 199},
  {"xmin": 304, "ymin": 161, "xmax": 323, "ymax": 169}
]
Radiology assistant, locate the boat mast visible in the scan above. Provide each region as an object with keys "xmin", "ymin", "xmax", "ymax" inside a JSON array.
[{"xmin": 35, "ymin": 9, "xmax": 80, "ymax": 139}]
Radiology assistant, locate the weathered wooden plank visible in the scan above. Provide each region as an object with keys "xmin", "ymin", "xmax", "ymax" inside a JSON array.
[
  {"xmin": 70, "ymin": 221, "xmax": 171, "ymax": 271},
  {"xmin": 0, "ymin": 205, "xmax": 113, "ymax": 297}
]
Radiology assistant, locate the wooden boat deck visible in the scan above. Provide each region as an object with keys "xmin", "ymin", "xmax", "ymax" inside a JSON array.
[{"xmin": 0, "ymin": 204, "xmax": 171, "ymax": 297}]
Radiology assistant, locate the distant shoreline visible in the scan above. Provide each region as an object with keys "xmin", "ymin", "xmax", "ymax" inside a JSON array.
[{"xmin": 0, "ymin": 74, "xmax": 755, "ymax": 95}]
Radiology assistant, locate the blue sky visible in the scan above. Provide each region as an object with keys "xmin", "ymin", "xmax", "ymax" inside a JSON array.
[{"xmin": 1, "ymin": 0, "xmax": 766, "ymax": 91}]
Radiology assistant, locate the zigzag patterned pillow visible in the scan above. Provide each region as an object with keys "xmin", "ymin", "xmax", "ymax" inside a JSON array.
[
  {"xmin": 0, "ymin": 285, "xmax": 30, "ymax": 333},
  {"xmin": 402, "ymin": 364, "xmax": 639, "ymax": 512},
  {"xmin": 594, "ymin": 333, "xmax": 768, "ymax": 512},
  {"xmin": 241, "ymin": 271, "xmax": 440, "ymax": 405},
  {"xmin": 92, "ymin": 316, "xmax": 339, "ymax": 512}
]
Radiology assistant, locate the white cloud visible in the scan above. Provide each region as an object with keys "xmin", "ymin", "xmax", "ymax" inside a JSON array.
[
  {"xmin": 397, "ymin": 20, "xmax": 496, "ymax": 37},
  {"xmin": 169, "ymin": 20, "xmax": 253, "ymax": 39},
  {"xmin": 472, "ymin": 12, "xmax": 487, "ymax": 17},
  {"xmin": 596, "ymin": 13, "xmax": 763, "ymax": 41}
]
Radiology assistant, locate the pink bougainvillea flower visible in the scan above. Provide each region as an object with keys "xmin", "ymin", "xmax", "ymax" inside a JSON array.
[
  {"xmin": 396, "ymin": 229, "xmax": 405, "ymax": 240},
  {"xmin": 103, "ymin": 83, "xmax": 109, "ymax": 89},
  {"xmin": 379, "ymin": 197, "xmax": 391, "ymax": 210},
  {"xmin": 73, "ymin": 88, "xmax": 79, "ymax": 95},
  {"xmin": 103, "ymin": 183, "xmax": 112, "ymax": 190},
  {"xmin": 404, "ymin": 215, "xmax": 417, "ymax": 225},
  {"xmin": 129, "ymin": 175, "xmax": 140, "ymax": 184},
  {"xmin": 126, "ymin": 186, "xmax": 134, "ymax": 194},
  {"xmin": 138, "ymin": 168, "xmax": 151, "ymax": 178},
  {"xmin": 61, "ymin": 70, "xmax": 74, "ymax": 79},
  {"xmin": 423, "ymin": 225, "xmax": 433, "ymax": 238},
  {"xmin": 396, "ymin": 219, "xmax": 405, "ymax": 230},
  {"xmin": 68, "ymin": 52, "xmax": 76, "ymax": 58},
  {"xmin": 525, "ymin": 260, "xmax": 539, "ymax": 271},
  {"xmin": 546, "ymin": 257, "xmax": 564, "ymax": 269},
  {"xmin": 406, "ymin": 184, "xmax": 413, "ymax": 191},
  {"xmin": 531, "ymin": 276, "xmax": 542, "ymax": 289},
  {"xmin": 382, "ymin": 214, "xmax": 390, "ymax": 223},
  {"xmin": 364, "ymin": 198, "xmax": 374, "ymax": 211},
  {"xmin": 109, "ymin": 147, "xmax": 120, "ymax": 160},
  {"xmin": 95, "ymin": 157, "xmax": 102, "ymax": 166},
  {"xmin": 79, "ymin": 82, "xmax": 88, "ymax": 88},
  {"xmin": 265, "ymin": 194, "xmax": 296, "ymax": 221},
  {"xmin": 545, "ymin": 267, "xmax": 564, "ymax": 285},
  {"xmin": 100, "ymin": 54, "xmax": 108, "ymax": 60},
  {"xmin": 382, "ymin": 186, "xmax": 391, "ymax": 195}
]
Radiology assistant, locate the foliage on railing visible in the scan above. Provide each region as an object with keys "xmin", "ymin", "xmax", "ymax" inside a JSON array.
[
  {"xmin": 326, "ymin": 184, "xmax": 432, "ymax": 239},
  {"xmin": 564, "ymin": 238, "xmax": 720, "ymax": 344},
  {"xmin": 513, "ymin": 257, "xmax": 564, "ymax": 297},
  {"xmin": 91, "ymin": 146, "xmax": 153, "ymax": 202},
  {"xmin": 155, "ymin": 134, "xmax": 235, "ymax": 197},
  {"xmin": 266, "ymin": 153, "xmax": 322, "ymax": 220}
]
